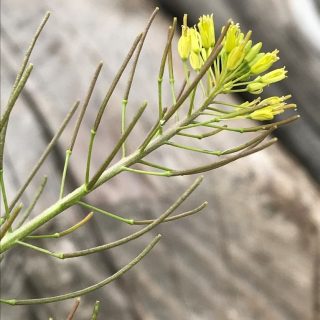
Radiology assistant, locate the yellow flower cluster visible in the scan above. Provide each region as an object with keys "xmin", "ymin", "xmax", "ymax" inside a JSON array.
[
  {"xmin": 249, "ymin": 96, "xmax": 296, "ymax": 121},
  {"xmin": 177, "ymin": 14, "xmax": 295, "ymax": 121},
  {"xmin": 177, "ymin": 15, "xmax": 288, "ymax": 94}
]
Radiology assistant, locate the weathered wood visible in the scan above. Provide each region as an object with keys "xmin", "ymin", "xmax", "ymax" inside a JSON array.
[{"xmin": 1, "ymin": 0, "xmax": 319, "ymax": 319}]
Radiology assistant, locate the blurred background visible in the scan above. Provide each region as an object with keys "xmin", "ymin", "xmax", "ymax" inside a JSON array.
[{"xmin": 1, "ymin": 0, "xmax": 319, "ymax": 319}]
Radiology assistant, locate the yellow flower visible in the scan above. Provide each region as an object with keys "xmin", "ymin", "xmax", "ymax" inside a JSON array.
[
  {"xmin": 250, "ymin": 50, "xmax": 279, "ymax": 74},
  {"xmin": 189, "ymin": 52, "xmax": 203, "ymax": 71},
  {"xmin": 190, "ymin": 28, "xmax": 202, "ymax": 54},
  {"xmin": 178, "ymin": 14, "xmax": 191, "ymax": 60},
  {"xmin": 198, "ymin": 14, "xmax": 215, "ymax": 49},
  {"xmin": 261, "ymin": 68, "xmax": 287, "ymax": 84},
  {"xmin": 227, "ymin": 45, "xmax": 246, "ymax": 71},
  {"xmin": 224, "ymin": 23, "xmax": 240, "ymax": 53}
]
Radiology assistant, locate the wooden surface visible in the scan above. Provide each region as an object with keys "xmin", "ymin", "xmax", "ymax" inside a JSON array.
[{"xmin": 1, "ymin": 0, "xmax": 319, "ymax": 319}]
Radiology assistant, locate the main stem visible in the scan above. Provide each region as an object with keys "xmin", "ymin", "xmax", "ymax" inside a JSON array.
[{"xmin": 0, "ymin": 90, "xmax": 219, "ymax": 254}]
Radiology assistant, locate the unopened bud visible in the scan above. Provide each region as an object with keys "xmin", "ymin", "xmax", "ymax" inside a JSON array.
[
  {"xmin": 250, "ymin": 49, "xmax": 279, "ymax": 74},
  {"xmin": 224, "ymin": 23, "xmax": 240, "ymax": 53},
  {"xmin": 198, "ymin": 14, "xmax": 215, "ymax": 49},
  {"xmin": 178, "ymin": 15, "xmax": 191, "ymax": 60},
  {"xmin": 245, "ymin": 42, "xmax": 262, "ymax": 63},
  {"xmin": 189, "ymin": 52, "xmax": 203, "ymax": 71},
  {"xmin": 227, "ymin": 46, "xmax": 246, "ymax": 71},
  {"xmin": 190, "ymin": 28, "xmax": 202, "ymax": 54},
  {"xmin": 247, "ymin": 81, "xmax": 267, "ymax": 94},
  {"xmin": 261, "ymin": 68, "xmax": 287, "ymax": 84}
]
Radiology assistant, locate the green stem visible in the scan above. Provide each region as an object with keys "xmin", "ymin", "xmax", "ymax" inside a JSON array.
[
  {"xmin": 27, "ymin": 212, "xmax": 93, "ymax": 239},
  {"xmin": 0, "ymin": 204, "xmax": 22, "ymax": 240},
  {"xmin": 8, "ymin": 100, "xmax": 79, "ymax": 211},
  {"xmin": 121, "ymin": 99, "xmax": 128, "ymax": 157},
  {"xmin": 0, "ymin": 64, "xmax": 34, "ymax": 131},
  {"xmin": 77, "ymin": 201, "xmax": 133, "ymax": 225},
  {"xmin": 122, "ymin": 167, "xmax": 171, "ymax": 176},
  {"xmin": 59, "ymin": 150, "xmax": 72, "ymax": 199},
  {"xmin": 66, "ymin": 298, "xmax": 81, "ymax": 320},
  {"xmin": 85, "ymin": 129, "xmax": 96, "ymax": 185},
  {"xmin": 188, "ymin": 83, "xmax": 198, "ymax": 116},
  {"xmin": 0, "ymin": 235, "xmax": 161, "ymax": 305},
  {"xmin": 17, "ymin": 240, "xmax": 63, "ymax": 258},
  {"xmin": 17, "ymin": 176, "xmax": 47, "ymax": 228},
  {"xmin": 88, "ymin": 101, "xmax": 147, "ymax": 189},
  {"xmin": 0, "ymin": 169, "xmax": 9, "ymax": 221},
  {"xmin": 138, "ymin": 160, "xmax": 173, "ymax": 172},
  {"xmin": 133, "ymin": 201, "xmax": 207, "ymax": 225},
  {"xmin": 90, "ymin": 301, "xmax": 100, "ymax": 320}
]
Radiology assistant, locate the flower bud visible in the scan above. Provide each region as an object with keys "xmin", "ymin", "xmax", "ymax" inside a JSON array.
[
  {"xmin": 190, "ymin": 28, "xmax": 202, "ymax": 54},
  {"xmin": 244, "ymin": 40, "xmax": 253, "ymax": 53},
  {"xmin": 261, "ymin": 96, "xmax": 283, "ymax": 105},
  {"xmin": 224, "ymin": 23, "xmax": 240, "ymax": 53},
  {"xmin": 247, "ymin": 81, "xmax": 267, "ymax": 94},
  {"xmin": 250, "ymin": 107, "xmax": 274, "ymax": 120},
  {"xmin": 227, "ymin": 45, "xmax": 246, "ymax": 71},
  {"xmin": 178, "ymin": 15, "xmax": 191, "ymax": 60},
  {"xmin": 250, "ymin": 49, "xmax": 279, "ymax": 74},
  {"xmin": 261, "ymin": 68, "xmax": 287, "ymax": 84},
  {"xmin": 244, "ymin": 42, "xmax": 262, "ymax": 63},
  {"xmin": 198, "ymin": 14, "xmax": 215, "ymax": 49},
  {"xmin": 189, "ymin": 52, "xmax": 203, "ymax": 71},
  {"xmin": 261, "ymin": 95, "xmax": 291, "ymax": 106}
]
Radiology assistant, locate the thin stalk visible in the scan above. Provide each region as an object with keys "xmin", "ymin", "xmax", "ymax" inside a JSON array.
[
  {"xmin": 0, "ymin": 170, "xmax": 9, "ymax": 221},
  {"xmin": 170, "ymin": 138, "xmax": 278, "ymax": 176},
  {"xmin": 0, "ymin": 64, "xmax": 33, "ymax": 131},
  {"xmin": 176, "ymin": 78, "xmax": 187, "ymax": 101},
  {"xmin": 85, "ymin": 129, "xmax": 96, "ymax": 185},
  {"xmin": 121, "ymin": 8, "xmax": 159, "ymax": 157},
  {"xmin": 121, "ymin": 99, "xmax": 128, "ymax": 157},
  {"xmin": 17, "ymin": 240, "xmax": 63, "ymax": 258},
  {"xmin": 133, "ymin": 201, "xmax": 207, "ymax": 225},
  {"xmin": 10, "ymin": 12, "xmax": 50, "ymax": 95},
  {"xmin": 122, "ymin": 167, "xmax": 171, "ymax": 176},
  {"xmin": 91, "ymin": 301, "xmax": 100, "ymax": 320},
  {"xmin": 166, "ymin": 141, "xmax": 222, "ymax": 156},
  {"xmin": 198, "ymin": 115, "xmax": 300, "ymax": 133},
  {"xmin": 66, "ymin": 298, "xmax": 81, "ymax": 320},
  {"xmin": 168, "ymin": 43, "xmax": 176, "ymax": 105},
  {"xmin": 1, "ymin": 235, "xmax": 161, "ymax": 305},
  {"xmin": 188, "ymin": 83, "xmax": 198, "ymax": 116},
  {"xmin": 92, "ymin": 33, "xmax": 142, "ymax": 132},
  {"xmin": 69, "ymin": 62, "xmax": 103, "ymax": 152},
  {"xmin": 27, "ymin": 212, "xmax": 93, "ymax": 239},
  {"xmin": 138, "ymin": 160, "xmax": 173, "ymax": 172},
  {"xmin": 9, "ymin": 101, "xmax": 79, "ymax": 211},
  {"xmin": 206, "ymin": 106, "xmax": 231, "ymax": 114},
  {"xmin": 16, "ymin": 176, "xmax": 47, "ymax": 228},
  {"xmin": 78, "ymin": 201, "xmax": 133, "ymax": 225},
  {"xmin": 11, "ymin": 176, "xmax": 204, "ymax": 260},
  {"xmin": 61, "ymin": 176, "xmax": 203, "ymax": 258},
  {"xmin": 59, "ymin": 149, "xmax": 71, "ymax": 199},
  {"xmin": 177, "ymin": 127, "xmax": 224, "ymax": 139},
  {"xmin": 158, "ymin": 18, "xmax": 177, "ymax": 132},
  {"xmin": 88, "ymin": 101, "xmax": 147, "ymax": 189},
  {"xmin": 0, "ymin": 204, "xmax": 22, "ymax": 240}
]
